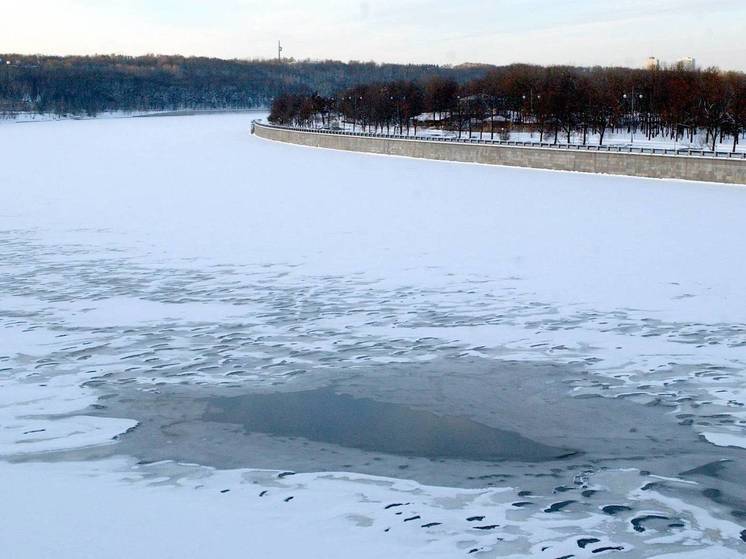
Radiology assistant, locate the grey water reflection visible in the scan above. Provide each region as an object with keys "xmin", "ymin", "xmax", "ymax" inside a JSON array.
[{"xmin": 203, "ymin": 389, "xmax": 573, "ymax": 462}]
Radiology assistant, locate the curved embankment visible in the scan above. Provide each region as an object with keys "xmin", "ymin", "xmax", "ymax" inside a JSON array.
[{"xmin": 253, "ymin": 122, "xmax": 746, "ymax": 185}]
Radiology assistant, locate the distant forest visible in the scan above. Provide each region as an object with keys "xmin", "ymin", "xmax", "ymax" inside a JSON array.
[
  {"xmin": 269, "ymin": 65, "xmax": 746, "ymax": 151},
  {"xmin": 0, "ymin": 54, "xmax": 490, "ymax": 116},
  {"xmin": 3, "ymin": 54, "xmax": 744, "ymax": 152}
]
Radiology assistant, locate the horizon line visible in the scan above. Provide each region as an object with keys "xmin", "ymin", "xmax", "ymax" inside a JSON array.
[{"xmin": 3, "ymin": 51, "xmax": 743, "ymax": 73}]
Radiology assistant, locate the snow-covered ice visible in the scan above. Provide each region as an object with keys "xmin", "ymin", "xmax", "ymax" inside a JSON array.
[{"xmin": 1, "ymin": 113, "xmax": 746, "ymax": 557}]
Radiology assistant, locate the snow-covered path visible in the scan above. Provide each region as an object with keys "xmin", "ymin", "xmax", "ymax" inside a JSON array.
[{"xmin": 1, "ymin": 114, "xmax": 745, "ymax": 558}]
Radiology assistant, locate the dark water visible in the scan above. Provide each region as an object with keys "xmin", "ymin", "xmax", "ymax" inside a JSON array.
[
  {"xmin": 203, "ymin": 389, "xmax": 572, "ymax": 461},
  {"xmin": 71, "ymin": 357, "xmax": 746, "ymax": 494}
]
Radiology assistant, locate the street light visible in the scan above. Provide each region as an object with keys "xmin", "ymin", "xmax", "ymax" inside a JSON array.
[
  {"xmin": 345, "ymin": 95, "xmax": 363, "ymax": 132},
  {"xmin": 623, "ymin": 93, "xmax": 644, "ymax": 144},
  {"xmin": 359, "ymin": 96, "xmax": 363, "ymax": 132},
  {"xmin": 456, "ymin": 95, "xmax": 462, "ymax": 139},
  {"xmin": 523, "ymin": 89, "xmax": 535, "ymax": 117},
  {"xmin": 390, "ymin": 95, "xmax": 397, "ymax": 134}
]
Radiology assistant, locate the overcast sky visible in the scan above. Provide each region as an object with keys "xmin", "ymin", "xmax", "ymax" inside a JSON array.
[{"xmin": 2, "ymin": 0, "xmax": 745, "ymax": 70}]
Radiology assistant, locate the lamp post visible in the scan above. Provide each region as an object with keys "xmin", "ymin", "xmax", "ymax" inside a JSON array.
[
  {"xmin": 489, "ymin": 95, "xmax": 499, "ymax": 140},
  {"xmin": 346, "ymin": 95, "xmax": 363, "ymax": 132},
  {"xmin": 522, "ymin": 94, "xmax": 526, "ymax": 127},
  {"xmin": 456, "ymin": 95, "xmax": 462, "ymax": 139},
  {"xmin": 390, "ymin": 96, "xmax": 398, "ymax": 134},
  {"xmin": 345, "ymin": 96, "xmax": 352, "ymax": 131},
  {"xmin": 388, "ymin": 95, "xmax": 407, "ymax": 135},
  {"xmin": 623, "ymin": 93, "xmax": 644, "ymax": 144},
  {"xmin": 522, "ymin": 89, "xmax": 535, "ymax": 120}
]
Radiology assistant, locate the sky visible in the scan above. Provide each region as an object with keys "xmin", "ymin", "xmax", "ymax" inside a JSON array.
[{"xmin": 2, "ymin": 0, "xmax": 745, "ymax": 70}]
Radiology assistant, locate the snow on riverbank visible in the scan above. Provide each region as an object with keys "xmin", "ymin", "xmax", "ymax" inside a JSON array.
[
  {"xmin": 331, "ymin": 119, "xmax": 746, "ymax": 153},
  {"xmin": 0, "ymin": 108, "xmax": 264, "ymax": 125},
  {"xmin": 1, "ymin": 113, "xmax": 746, "ymax": 557}
]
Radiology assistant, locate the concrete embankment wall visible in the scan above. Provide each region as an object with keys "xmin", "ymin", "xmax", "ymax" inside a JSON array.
[{"xmin": 253, "ymin": 123, "xmax": 746, "ymax": 185}]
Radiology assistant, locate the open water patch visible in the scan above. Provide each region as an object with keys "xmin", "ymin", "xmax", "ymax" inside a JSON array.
[{"xmin": 202, "ymin": 388, "xmax": 572, "ymax": 462}]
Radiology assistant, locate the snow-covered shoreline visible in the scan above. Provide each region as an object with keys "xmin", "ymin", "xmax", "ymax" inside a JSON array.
[
  {"xmin": 289, "ymin": 117, "xmax": 746, "ymax": 155},
  {"xmin": 0, "ymin": 107, "xmax": 266, "ymax": 125}
]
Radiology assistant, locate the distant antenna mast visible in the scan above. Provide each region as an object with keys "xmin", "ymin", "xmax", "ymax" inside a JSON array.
[{"xmin": 278, "ymin": 41, "xmax": 283, "ymax": 62}]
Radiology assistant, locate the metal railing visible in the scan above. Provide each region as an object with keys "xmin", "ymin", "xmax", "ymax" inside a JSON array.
[{"xmin": 253, "ymin": 121, "xmax": 746, "ymax": 160}]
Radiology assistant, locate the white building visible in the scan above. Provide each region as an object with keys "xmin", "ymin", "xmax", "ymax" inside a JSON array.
[
  {"xmin": 676, "ymin": 57, "xmax": 696, "ymax": 71},
  {"xmin": 644, "ymin": 57, "xmax": 659, "ymax": 70}
]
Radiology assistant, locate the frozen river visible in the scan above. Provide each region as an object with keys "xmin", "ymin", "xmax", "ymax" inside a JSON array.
[{"xmin": 1, "ymin": 113, "xmax": 746, "ymax": 558}]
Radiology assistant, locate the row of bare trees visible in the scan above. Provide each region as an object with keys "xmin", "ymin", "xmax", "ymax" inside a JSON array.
[{"xmin": 269, "ymin": 64, "xmax": 746, "ymax": 152}]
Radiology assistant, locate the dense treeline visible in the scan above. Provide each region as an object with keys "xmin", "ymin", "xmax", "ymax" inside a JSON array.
[
  {"xmin": 0, "ymin": 54, "xmax": 489, "ymax": 116},
  {"xmin": 269, "ymin": 64, "xmax": 746, "ymax": 152}
]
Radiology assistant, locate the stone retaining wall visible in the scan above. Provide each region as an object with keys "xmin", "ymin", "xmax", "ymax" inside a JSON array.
[{"xmin": 253, "ymin": 122, "xmax": 746, "ymax": 185}]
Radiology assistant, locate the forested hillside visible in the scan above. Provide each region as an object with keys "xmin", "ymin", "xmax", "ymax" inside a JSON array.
[{"xmin": 0, "ymin": 54, "xmax": 490, "ymax": 116}]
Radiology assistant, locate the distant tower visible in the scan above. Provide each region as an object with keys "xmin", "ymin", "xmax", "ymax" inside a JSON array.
[{"xmin": 278, "ymin": 41, "xmax": 283, "ymax": 62}]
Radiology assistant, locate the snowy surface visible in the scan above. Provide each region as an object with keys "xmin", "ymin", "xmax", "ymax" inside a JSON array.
[
  {"xmin": 1, "ymin": 113, "xmax": 746, "ymax": 557},
  {"xmin": 0, "ymin": 108, "xmax": 261, "ymax": 125},
  {"xmin": 432, "ymin": 126, "xmax": 746, "ymax": 153}
]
